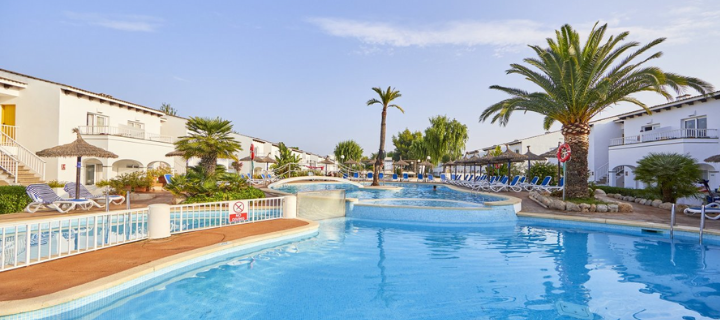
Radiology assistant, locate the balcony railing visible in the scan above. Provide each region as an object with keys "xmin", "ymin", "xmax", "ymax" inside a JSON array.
[
  {"xmin": 78, "ymin": 126, "xmax": 173, "ymax": 143},
  {"xmin": 610, "ymin": 128, "xmax": 718, "ymax": 146}
]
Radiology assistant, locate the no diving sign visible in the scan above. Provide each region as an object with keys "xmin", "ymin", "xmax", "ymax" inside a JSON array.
[{"xmin": 229, "ymin": 200, "xmax": 249, "ymax": 223}]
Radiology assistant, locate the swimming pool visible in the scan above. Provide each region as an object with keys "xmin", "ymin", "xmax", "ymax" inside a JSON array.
[
  {"xmin": 56, "ymin": 218, "xmax": 720, "ymax": 319},
  {"xmin": 273, "ymin": 182, "xmax": 506, "ymax": 204}
]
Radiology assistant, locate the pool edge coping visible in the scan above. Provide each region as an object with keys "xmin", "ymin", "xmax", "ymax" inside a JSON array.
[
  {"xmin": 0, "ymin": 219, "xmax": 320, "ymax": 317},
  {"xmin": 517, "ymin": 211, "xmax": 720, "ymax": 236}
]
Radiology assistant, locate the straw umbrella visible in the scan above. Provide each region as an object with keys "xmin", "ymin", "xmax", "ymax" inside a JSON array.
[
  {"xmin": 395, "ymin": 158, "xmax": 409, "ymax": 177},
  {"xmin": 443, "ymin": 160, "xmax": 454, "ymax": 175},
  {"xmin": 705, "ymin": 155, "xmax": 720, "ymax": 162},
  {"xmin": 165, "ymin": 150, "xmax": 185, "ymax": 157},
  {"xmin": 319, "ymin": 157, "xmax": 335, "ymax": 175},
  {"xmin": 237, "ymin": 155, "xmax": 255, "ymax": 176},
  {"xmin": 523, "ymin": 146, "xmax": 547, "ymax": 173},
  {"xmin": 420, "ymin": 160, "xmax": 433, "ymax": 177},
  {"xmin": 492, "ymin": 146, "xmax": 528, "ymax": 183},
  {"xmin": 541, "ymin": 142, "xmax": 563, "ymax": 181},
  {"xmin": 260, "ymin": 153, "xmax": 277, "ymax": 170},
  {"xmin": 36, "ymin": 128, "xmax": 118, "ymax": 199},
  {"xmin": 343, "ymin": 159, "xmax": 359, "ymax": 178}
]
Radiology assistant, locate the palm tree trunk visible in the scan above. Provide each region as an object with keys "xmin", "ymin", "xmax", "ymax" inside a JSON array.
[
  {"xmin": 562, "ymin": 123, "xmax": 590, "ymax": 198},
  {"xmin": 373, "ymin": 107, "xmax": 387, "ymax": 186}
]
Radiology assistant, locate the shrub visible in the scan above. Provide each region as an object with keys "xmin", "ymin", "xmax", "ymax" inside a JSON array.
[
  {"xmin": 0, "ymin": 186, "xmax": 32, "ymax": 214},
  {"xmin": 527, "ymin": 162, "xmax": 560, "ymax": 185},
  {"xmin": 46, "ymin": 180, "xmax": 66, "ymax": 188},
  {"xmin": 594, "ymin": 186, "xmax": 656, "ymax": 199},
  {"xmin": 166, "ymin": 165, "xmax": 265, "ymax": 204},
  {"xmin": 634, "ymin": 152, "xmax": 702, "ymax": 203}
]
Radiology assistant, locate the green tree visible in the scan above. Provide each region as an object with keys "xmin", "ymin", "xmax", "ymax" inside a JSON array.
[
  {"xmin": 480, "ymin": 23, "xmax": 712, "ymax": 198},
  {"xmin": 408, "ymin": 139, "xmax": 428, "ymax": 161},
  {"xmin": 160, "ymin": 103, "xmax": 177, "ymax": 116},
  {"xmin": 175, "ymin": 117, "xmax": 242, "ymax": 175},
  {"xmin": 334, "ymin": 140, "xmax": 363, "ymax": 163},
  {"xmin": 392, "ymin": 129, "xmax": 423, "ymax": 161},
  {"xmin": 635, "ymin": 153, "xmax": 701, "ymax": 203},
  {"xmin": 424, "ymin": 115, "xmax": 468, "ymax": 165},
  {"xmin": 271, "ymin": 142, "xmax": 302, "ymax": 178},
  {"xmin": 367, "ymin": 86, "xmax": 404, "ymax": 186}
]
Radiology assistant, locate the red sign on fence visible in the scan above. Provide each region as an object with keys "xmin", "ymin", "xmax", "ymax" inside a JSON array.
[{"xmin": 229, "ymin": 200, "xmax": 248, "ymax": 223}]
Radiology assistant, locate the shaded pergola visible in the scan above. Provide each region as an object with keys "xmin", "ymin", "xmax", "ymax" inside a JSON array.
[{"xmin": 36, "ymin": 129, "xmax": 118, "ymax": 199}]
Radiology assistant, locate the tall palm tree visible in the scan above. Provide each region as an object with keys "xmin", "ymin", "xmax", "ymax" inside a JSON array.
[
  {"xmin": 480, "ymin": 23, "xmax": 713, "ymax": 198},
  {"xmin": 175, "ymin": 117, "xmax": 242, "ymax": 175},
  {"xmin": 367, "ymin": 86, "xmax": 404, "ymax": 186}
]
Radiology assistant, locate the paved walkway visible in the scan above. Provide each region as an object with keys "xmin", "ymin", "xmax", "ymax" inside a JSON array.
[{"xmin": 0, "ymin": 219, "xmax": 308, "ymax": 301}]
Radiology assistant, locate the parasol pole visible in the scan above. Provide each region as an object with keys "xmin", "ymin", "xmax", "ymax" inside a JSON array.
[{"xmin": 75, "ymin": 156, "xmax": 82, "ymax": 200}]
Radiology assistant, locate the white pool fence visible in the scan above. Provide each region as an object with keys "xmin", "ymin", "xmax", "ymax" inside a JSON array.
[{"xmin": 0, "ymin": 196, "xmax": 290, "ymax": 273}]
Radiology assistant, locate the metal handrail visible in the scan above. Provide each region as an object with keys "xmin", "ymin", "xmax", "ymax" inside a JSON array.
[
  {"xmin": 0, "ymin": 130, "xmax": 46, "ymax": 181},
  {"xmin": 610, "ymin": 128, "xmax": 719, "ymax": 146},
  {"xmin": 78, "ymin": 125, "xmax": 174, "ymax": 143},
  {"xmin": 0, "ymin": 150, "xmax": 20, "ymax": 183}
]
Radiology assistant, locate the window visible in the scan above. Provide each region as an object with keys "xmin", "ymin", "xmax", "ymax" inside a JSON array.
[
  {"xmin": 86, "ymin": 113, "xmax": 108, "ymax": 134},
  {"xmin": 682, "ymin": 116, "xmax": 707, "ymax": 137},
  {"xmin": 127, "ymin": 121, "xmax": 144, "ymax": 130},
  {"xmin": 640, "ymin": 124, "xmax": 658, "ymax": 132}
]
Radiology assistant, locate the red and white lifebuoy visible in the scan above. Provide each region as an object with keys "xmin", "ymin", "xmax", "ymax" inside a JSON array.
[{"xmin": 556, "ymin": 143, "xmax": 571, "ymax": 163}]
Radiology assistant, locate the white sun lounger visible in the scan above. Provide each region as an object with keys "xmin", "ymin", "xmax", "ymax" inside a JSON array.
[
  {"xmin": 684, "ymin": 203, "xmax": 720, "ymax": 220},
  {"xmin": 25, "ymin": 184, "xmax": 94, "ymax": 213}
]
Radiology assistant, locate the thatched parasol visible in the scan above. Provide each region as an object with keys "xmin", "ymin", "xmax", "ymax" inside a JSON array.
[
  {"xmin": 257, "ymin": 153, "xmax": 277, "ymax": 170},
  {"xmin": 419, "ymin": 160, "xmax": 433, "ymax": 176},
  {"xmin": 319, "ymin": 157, "xmax": 335, "ymax": 175},
  {"xmin": 491, "ymin": 146, "xmax": 528, "ymax": 182},
  {"xmin": 36, "ymin": 128, "xmax": 118, "ymax": 199},
  {"xmin": 705, "ymin": 154, "xmax": 720, "ymax": 162},
  {"xmin": 540, "ymin": 146, "xmax": 559, "ymax": 158},
  {"xmin": 165, "ymin": 150, "xmax": 185, "ymax": 157},
  {"xmin": 523, "ymin": 146, "xmax": 547, "ymax": 173}
]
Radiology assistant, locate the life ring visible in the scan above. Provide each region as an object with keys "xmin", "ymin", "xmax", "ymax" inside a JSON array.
[{"xmin": 556, "ymin": 143, "xmax": 571, "ymax": 163}]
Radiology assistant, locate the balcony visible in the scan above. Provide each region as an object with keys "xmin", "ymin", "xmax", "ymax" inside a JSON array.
[
  {"xmin": 610, "ymin": 128, "xmax": 718, "ymax": 146},
  {"xmin": 78, "ymin": 125, "xmax": 174, "ymax": 144}
]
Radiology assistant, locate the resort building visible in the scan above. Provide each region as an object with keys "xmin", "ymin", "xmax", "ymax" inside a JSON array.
[
  {"xmin": 0, "ymin": 68, "xmax": 326, "ymax": 185},
  {"xmin": 608, "ymin": 92, "xmax": 720, "ymax": 191}
]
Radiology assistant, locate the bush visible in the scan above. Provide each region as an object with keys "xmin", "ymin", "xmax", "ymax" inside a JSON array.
[
  {"xmin": 595, "ymin": 186, "xmax": 656, "ymax": 199},
  {"xmin": 46, "ymin": 180, "xmax": 66, "ymax": 188},
  {"xmin": 183, "ymin": 188, "xmax": 266, "ymax": 204},
  {"xmin": 0, "ymin": 186, "xmax": 32, "ymax": 214},
  {"xmin": 527, "ymin": 162, "xmax": 561, "ymax": 185}
]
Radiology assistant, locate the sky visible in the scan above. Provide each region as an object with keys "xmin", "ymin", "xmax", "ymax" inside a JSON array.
[{"xmin": 2, "ymin": 0, "xmax": 720, "ymax": 156}]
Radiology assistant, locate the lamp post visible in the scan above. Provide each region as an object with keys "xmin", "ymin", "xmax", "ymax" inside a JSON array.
[{"xmin": 341, "ymin": 155, "xmax": 345, "ymax": 178}]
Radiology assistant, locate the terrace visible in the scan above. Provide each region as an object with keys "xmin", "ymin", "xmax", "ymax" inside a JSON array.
[{"xmin": 610, "ymin": 128, "xmax": 718, "ymax": 146}]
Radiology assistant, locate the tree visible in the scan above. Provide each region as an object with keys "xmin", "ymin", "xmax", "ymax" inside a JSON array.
[
  {"xmin": 367, "ymin": 86, "xmax": 404, "ymax": 186},
  {"xmin": 635, "ymin": 153, "xmax": 701, "ymax": 203},
  {"xmin": 408, "ymin": 139, "xmax": 428, "ymax": 161},
  {"xmin": 480, "ymin": 23, "xmax": 713, "ymax": 198},
  {"xmin": 424, "ymin": 115, "xmax": 468, "ymax": 165},
  {"xmin": 271, "ymin": 142, "xmax": 302, "ymax": 178},
  {"xmin": 333, "ymin": 140, "xmax": 363, "ymax": 162},
  {"xmin": 175, "ymin": 117, "xmax": 242, "ymax": 175},
  {"xmin": 160, "ymin": 103, "xmax": 178, "ymax": 116},
  {"xmin": 392, "ymin": 129, "xmax": 423, "ymax": 160}
]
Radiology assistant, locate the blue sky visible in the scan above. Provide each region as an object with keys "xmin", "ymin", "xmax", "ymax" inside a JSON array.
[{"xmin": 2, "ymin": 0, "xmax": 719, "ymax": 156}]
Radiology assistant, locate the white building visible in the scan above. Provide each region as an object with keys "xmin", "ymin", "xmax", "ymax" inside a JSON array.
[
  {"xmin": 0, "ymin": 68, "xmax": 326, "ymax": 185},
  {"xmin": 608, "ymin": 93, "xmax": 720, "ymax": 191}
]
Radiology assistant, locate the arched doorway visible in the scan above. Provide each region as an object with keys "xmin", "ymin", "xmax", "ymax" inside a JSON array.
[
  {"xmin": 610, "ymin": 165, "xmax": 637, "ymax": 188},
  {"xmin": 111, "ymin": 159, "xmax": 144, "ymax": 177},
  {"xmin": 147, "ymin": 161, "xmax": 170, "ymax": 170},
  {"xmin": 82, "ymin": 158, "xmax": 104, "ymax": 185}
]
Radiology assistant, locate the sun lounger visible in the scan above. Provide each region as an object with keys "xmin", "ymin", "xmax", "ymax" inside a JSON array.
[
  {"xmin": 491, "ymin": 176, "xmax": 520, "ymax": 192},
  {"xmin": 392, "ymin": 173, "xmax": 398, "ymax": 181},
  {"xmin": 378, "ymin": 173, "xmax": 384, "ymax": 180},
  {"xmin": 367, "ymin": 172, "xmax": 373, "ymax": 180},
  {"xmin": 25, "ymin": 184, "xmax": 94, "ymax": 213},
  {"xmin": 64, "ymin": 182, "xmax": 125, "ymax": 207},
  {"xmin": 541, "ymin": 178, "xmax": 564, "ymax": 192},
  {"xmin": 402, "ymin": 173, "xmax": 409, "ymax": 182},
  {"xmin": 428, "ymin": 175, "xmax": 434, "ymax": 182},
  {"xmin": 684, "ymin": 202, "xmax": 720, "ymax": 219},
  {"xmin": 440, "ymin": 174, "xmax": 447, "ymax": 182},
  {"xmin": 417, "ymin": 173, "xmax": 424, "ymax": 182}
]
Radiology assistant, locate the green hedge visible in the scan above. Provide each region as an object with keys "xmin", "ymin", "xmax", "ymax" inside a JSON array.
[
  {"xmin": 595, "ymin": 185, "xmax": 656, "ymax": 199},
  {"xmin": 183, "ymin": 187, "xmax": 266, "ymax": 204},
  {"xmin": 0, "ymin": 186, "xmax": 32, "ymax": 214}
]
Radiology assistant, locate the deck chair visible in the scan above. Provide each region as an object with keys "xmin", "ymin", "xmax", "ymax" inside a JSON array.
[
  {"xmin": 440, "ymin": 174, "xmax": 447, "ymax": 182},
  {"xmin": 417, "ymin": 173, "xmax": 424, "ymax": 182},
  {"xmin": 428, "ymin": 175, "xmax": 434, "ymax": 182},
  {"xmin": 25, "ymin": 184, "xmax": 94, "ymax": 213},
  {"xmin": 522, "ymin": 176, "xmax": 540, "ymax": 191},
  {"xmin": 530, "ymin": 176, "xmax": 552, "ymax": 191},
  {"xmin": 684, "ymin": 202, "xmax": 720, "ymax": 220},
  {"xmin": 343, "ymin": 173, "xmax": 348, "ymax": 179},
  {"xmin": 367, "ymin": 172, "xmax": 373, "ymax": 180},
  {"xmin": 378, "ymin": 173, "xmax": 384, "ymax": 180},
  {"xmin": 65, "ymin": 182, "xmax": 125, "ymax": 207},
  {"xmin": 542, "ymin": 178, "xmax": 564, "ymax": 192},
  {"xmin": 163, "ymin": 174, "xmax": 173, "ymax": 184},
  {"xmin": 491, "ymin": 176, "xmax": 519, "ymax": 192},
  {"xmin": 402, "ymin": 173, "xmax": 409, "ymax": 181},
  {"xmin": 353, "ymin": 172, "xmax": 360, "ymax": 180},
  {"xmin": 392, "ymin": 173, "xmax": 398, "ymax": 181}
]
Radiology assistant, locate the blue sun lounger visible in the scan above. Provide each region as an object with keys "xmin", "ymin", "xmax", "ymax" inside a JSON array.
[
  {"xmin": 684, "ymin": 202, "xmax": 720, "ymax": 219},
  {"xmin": 402, "ymin": 173, "xmax": 409, "ymax": 182}
]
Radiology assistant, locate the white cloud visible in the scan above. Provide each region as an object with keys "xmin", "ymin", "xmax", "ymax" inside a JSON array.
[{"xmin": 64, "ymin": 12, "xmax": 163, "ymax": 32}]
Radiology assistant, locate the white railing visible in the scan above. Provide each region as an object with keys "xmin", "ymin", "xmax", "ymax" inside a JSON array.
[
  {"xmin": 0, "ymin": 152, "xmax": 19, "ymax": 183},
  {"xmin": 0, "ymin": 128, "xmax": 46, "ymax": 181},
  {"xmin": 0, "ymin": 125, "xmax": 16, "ymax": 142},
  {"xmin": 78, "ymin": 125, "xmax": 174, "ymax": 144},
  {"xmin": 0, "ymin": 197, "xmax": 286, "ymax": 273},
  {"xmin": 593, "ymin": 162, "xmax": 609, "ymax": 184},
  {"xmin": 170, "ymin": 197, "xmax": 284, "ymax": 234},
  {"xmin": 0, "ymin": 209, "xmax": 149, "ymax": 272},
  {"xmin": 610, "ymin": 128, "xmax": 719, "ymax": 146}
]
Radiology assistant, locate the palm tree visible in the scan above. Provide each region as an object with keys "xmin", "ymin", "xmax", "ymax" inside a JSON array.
[
  {"xmin": 175, "ymin": 117, "xmax": 242, "ymax": 175},
  {"xmin": 367, "ymin": 86, "xmax": 404, "ymax": 186},
  {"xmin": 480, "ymin": 23, "xmax": 713, "ymax": 198},
  {"xmin": 635, "ymin": 153, "xmax": 702, "ymax": 203}
]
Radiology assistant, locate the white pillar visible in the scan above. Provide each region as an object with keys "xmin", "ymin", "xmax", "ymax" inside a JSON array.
[
  {"xmin": 148, "ymin": 204, "xmax": 171, "ymax": 239},
  {"xmin": 283, "ymin": 195, "xmax": 297, "ymax": 219}
]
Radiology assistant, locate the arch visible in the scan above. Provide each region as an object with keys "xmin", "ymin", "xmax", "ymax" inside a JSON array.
[
  {"xmin": 82, "ymin": 158, "xmax": 104, "ymax": 185},
  {"xmin": 111, "ymin": 159, "xmax": 144, "ymax": 176},
  {"xmin": 610, "ymin": 164, "xmax": 638, "ymax": 188},
  {"xmin": 268, "ymin": 176, "xmax": 364, "ymax": 189},
  {"xmin": 147, "ymin": 161, "xmax": 171, "ymax": 170}
]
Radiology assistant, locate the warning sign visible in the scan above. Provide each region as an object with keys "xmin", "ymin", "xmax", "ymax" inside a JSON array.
[{"xmin": 229, "ymin": 200, "xmax": 248, "ymax": 223}]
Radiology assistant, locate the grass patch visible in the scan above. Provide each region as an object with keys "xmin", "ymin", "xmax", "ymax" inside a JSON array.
[{"xmin": 565, "ymin": 197, "xmax": 611, "ymax": 205}]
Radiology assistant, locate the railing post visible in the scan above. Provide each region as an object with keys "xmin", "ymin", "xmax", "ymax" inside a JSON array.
[
  {"xmin": 699, "ymin": 205, "xmax": 706, "ymax": 244},
  {"xmin": 147, "ymin": 204, "xmax": 171, "ymax": 240},
  {"xmin": 126, "ymin": 190, "xmax": 131, "ymax": 210},
  {"xmin": 670, "ymin": 203, "xmax": 676, "ymax": 239},
  {"xmin": 283, "ymin": 195, "xmax": 297, "ymax": 219}
]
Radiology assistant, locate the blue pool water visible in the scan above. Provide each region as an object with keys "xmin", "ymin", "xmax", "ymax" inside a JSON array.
[
  {"xmin": 89, "ymin": 218, "xmax": 720, "ymax": 320},
  {"xmin": 359, "ymin": 199, "xmax": 485, "ymax": 208},
  {"xmin": 274, "ymin": 183, "xmax": 505, "ymax": 204}
]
